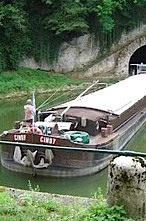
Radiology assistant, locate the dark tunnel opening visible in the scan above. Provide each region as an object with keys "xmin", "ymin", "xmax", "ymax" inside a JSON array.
[{"xmin": 129, "ymin": 45, "xmax": 146, "ymax": 75}]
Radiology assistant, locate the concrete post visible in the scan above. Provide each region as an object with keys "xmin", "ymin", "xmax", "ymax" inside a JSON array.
[{"xmin": 107, "ymin": 156, "xmax": 146, "ymax": 220}]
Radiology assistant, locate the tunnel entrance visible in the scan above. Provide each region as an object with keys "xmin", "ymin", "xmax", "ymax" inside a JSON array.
[{"xmin": 129, "ymin": 45, "xmax": 146, "ymax": 75}]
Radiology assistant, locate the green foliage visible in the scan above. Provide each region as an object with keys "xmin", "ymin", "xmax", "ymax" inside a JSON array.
[
  {"xmin": 75, "ymin": 203, "xmax": 134, "ymax": 221},
  {"xmin": 74, "ymin": 198, "xmax": 134, "ymax": 221},
  {"xmin": 0, "ymin": 189, "xmax": 135, "ymax": 221},
  {"xmin": 0, "ymin": 67, "xmax": 82, "ymax": 95},
  {"xmin": 29, "ymin": 0, "xmax": 146, "ymax": 61},
  {"xmin": 27, "ymin": 180, "xmax": 40, "ymax": 192},
  {"xmin": 0, "ymin": 2, "xmax": 31, "ymax": 70},
  {"xmin": 74, "ymin": 188, "xmax": 134, "ymax": 221},
  {"xmin": 0, "ymin": 188, "xmax": 134, "ymax": 221},
  {"xmin": 116, "ymin": 0, "xmax": 146, "ymax": 30},
  {"xmin": 44, "ymin": 0, "xmax": 89, "ymax": 35},
  {"xmin": 1, "ymin": 0, "xmax": 146, "ymax": 70},
  {"xmin": 18, "ymin": 180, "xmax": 40, "ymax": 206},
  {"xmin": 95, "ymin": 0, "xmax": 124, "ymax": 33}
]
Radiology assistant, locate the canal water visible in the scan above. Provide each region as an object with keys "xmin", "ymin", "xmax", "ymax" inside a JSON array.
[{"xmin": 0, "ymin": 96, "xmax": 146, "ymax": 198}]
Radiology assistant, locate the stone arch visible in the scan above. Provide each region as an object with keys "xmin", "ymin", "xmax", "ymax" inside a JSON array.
[
  {"xmin": 115, "ymin": 36, "xmax": 146, "ymax": 76},
  {"xmin": 130, "ymin": 45, "xmax": 146, "ymax": 64},
  {"xmin": 129, "ymin": 45, "xmax": 146, "ymax": 75}
]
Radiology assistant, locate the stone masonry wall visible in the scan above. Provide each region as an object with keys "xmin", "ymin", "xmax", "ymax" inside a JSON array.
[{"xmin": 20, "ymin": 25, "xmax": 146, "ymax": 78}]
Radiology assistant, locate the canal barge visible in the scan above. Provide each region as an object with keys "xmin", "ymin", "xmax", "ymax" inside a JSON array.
[{"xmin": 1, "ymin": 74, "xmax": 146, "ymax": 177}]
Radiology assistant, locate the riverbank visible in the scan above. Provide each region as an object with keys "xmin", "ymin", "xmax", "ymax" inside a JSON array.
[
  {"xmin": 4, "ymin": 186, "xmax": 96, "ymax": 207},
  {"xmin": 0, "ymin": 67, "xmax": 83, "ymax": 99},
  {"xmin": 0, "ymin": 185, "xmax": 134, "ymax": 221},
  {"xmin": 0, "ymin": 67, "xmax": 124, "ymax": 100}
]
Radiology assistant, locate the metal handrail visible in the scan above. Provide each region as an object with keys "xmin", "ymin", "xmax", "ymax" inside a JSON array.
[{"xmin": 0, "ymin": 140, "xmax": 145, "ymax": 157}]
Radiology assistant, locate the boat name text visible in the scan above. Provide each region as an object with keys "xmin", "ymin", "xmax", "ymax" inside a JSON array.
[
  {"xmin": 14, "ymin": 134, "xmax": 26, "ymax": 141},
  {"xmin": 40, "ymin": 136, "xmax": 57, "ymax": 144}
]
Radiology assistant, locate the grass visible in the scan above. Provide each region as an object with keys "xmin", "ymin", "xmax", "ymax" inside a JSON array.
[
  {"xmin": 0, "ymin": 188, "xmax": 134, "ymax": 221},
  {"xmin": 0, "ymin": 67, "xmax": 124, "ymax": 97},
  {"xmin": 0, "ymin": 67, "xmax": 83, "ymax": 95}
]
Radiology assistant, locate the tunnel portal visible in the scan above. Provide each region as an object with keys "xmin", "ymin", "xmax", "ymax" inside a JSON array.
[{"xmin": 129, "ymin": 45, "xmax": 146, "ymax": 75}]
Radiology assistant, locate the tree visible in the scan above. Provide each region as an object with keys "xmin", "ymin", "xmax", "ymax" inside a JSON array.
[
  {"xmin": 0, "ymin": 1, "xmax": 31, "ymax": 69},
  {"xmin": 1, "ymin": 0, "xmax": 146, "ymax": 70}
]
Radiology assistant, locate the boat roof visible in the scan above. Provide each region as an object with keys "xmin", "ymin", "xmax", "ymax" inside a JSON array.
[{"xmin": 53, "ymin": 75, "xmax": 146, "ymax": 116}]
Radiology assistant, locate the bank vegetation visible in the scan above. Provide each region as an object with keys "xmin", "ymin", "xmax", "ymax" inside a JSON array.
[
  {"xmin": 0, "ymin": 184, "xmax": 134, "ymax": 221},
  {"xmin": 0, "ymin": 67, "xmax": 123, "ymax": 99},
  {"xmin": 0, "ymin": 67, "xmax": 83, "ymax": 98}
]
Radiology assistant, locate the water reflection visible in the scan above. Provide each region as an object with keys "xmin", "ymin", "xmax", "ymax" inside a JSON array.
[
  {"xmin": 0, "ymin": 96, "xmax": 145, "ymax": 197},
  {"xmin": 124, "ymin": 124, "xmax": 146, "ymax": 152},
  {"xmin": 0, "ymin": 165, "xmax": 108, "ymax": 197}
]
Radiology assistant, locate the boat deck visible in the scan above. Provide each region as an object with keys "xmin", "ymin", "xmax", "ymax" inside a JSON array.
[
  {"xmin": 2, "ymin": 107, "xmax": 146, "ymax": 149},
  {"xmin": 88, "ymin": 107, "xmax": 146, "ymax": 147},
  {"xmin": 89, "ymin": 133, "xmax": 118, "ymax": 146}
]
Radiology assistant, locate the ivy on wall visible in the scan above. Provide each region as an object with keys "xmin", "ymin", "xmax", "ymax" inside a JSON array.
[{"xmin": 0, "ymin": 0, "xmax": 146, "ymax": 70}]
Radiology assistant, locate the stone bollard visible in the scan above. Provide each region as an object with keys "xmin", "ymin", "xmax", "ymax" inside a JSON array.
[{"xmin": 107, "ymin": 156, "xmax": 146, "ymax": 220}]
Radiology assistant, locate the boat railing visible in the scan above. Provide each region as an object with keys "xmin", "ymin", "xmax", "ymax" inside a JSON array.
[{"xmin": 0, "ymin": 140, "xmax": 145, "ymax": 157}]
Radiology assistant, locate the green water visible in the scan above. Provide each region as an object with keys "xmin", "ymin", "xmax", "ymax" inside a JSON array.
[
  {"xmin": 124, "ymin": 124, "xmax": 146, "ymax": 152},
  {"xmin": 0, "ymin": 97, "xmax": 145, "ymax": 197}
]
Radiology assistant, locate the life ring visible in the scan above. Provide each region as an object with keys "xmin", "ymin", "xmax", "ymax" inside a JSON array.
[{"xmin": 29, "ymin": 126, "xmax": 43, "ymax": 135}]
